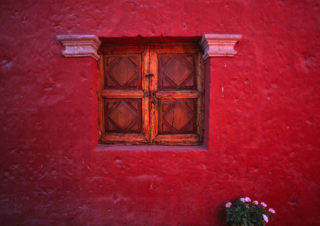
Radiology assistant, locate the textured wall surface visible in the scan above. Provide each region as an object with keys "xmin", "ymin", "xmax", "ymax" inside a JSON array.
[{"xmin": 1, "ymin": 0, "xmax": 320, "ymax": 225}]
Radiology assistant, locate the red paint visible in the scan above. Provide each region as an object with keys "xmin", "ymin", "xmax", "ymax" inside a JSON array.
[{"xmin": 1, "ymin": 0, "xmax": 320, "ymax": 225}]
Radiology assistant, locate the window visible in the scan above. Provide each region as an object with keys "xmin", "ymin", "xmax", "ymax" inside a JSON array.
[
  {"xmin": 98, "ymin": 42, "xmax": 204, "ymax": 145},
  {"xmin": 57, "ymin": 34, "xmax": 241, "ymax": 146}
]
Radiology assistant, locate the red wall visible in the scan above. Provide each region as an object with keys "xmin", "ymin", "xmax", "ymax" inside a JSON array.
[{"xmin": 1, "ymin": 0, "xmax": 320, "ymax": 225}]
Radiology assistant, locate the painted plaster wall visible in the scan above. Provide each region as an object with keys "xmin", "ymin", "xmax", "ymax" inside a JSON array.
[{"xmin": 0, "ymin": 0, "xmax": 320, "ymax": 225}]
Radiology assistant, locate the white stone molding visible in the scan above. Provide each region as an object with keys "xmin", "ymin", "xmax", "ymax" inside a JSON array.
[
  {"xmin": 199, "ymin": 34, "xmax": 242, "ymax": 60},
  {"xmin": 56, "ymin": 35, "xmax": 101, "ymax": 60}
]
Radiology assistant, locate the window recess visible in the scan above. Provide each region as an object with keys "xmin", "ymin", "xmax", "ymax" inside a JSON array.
[{"xmin": 98, "ymin": 43, "xmax": 204, "ymax": 145}]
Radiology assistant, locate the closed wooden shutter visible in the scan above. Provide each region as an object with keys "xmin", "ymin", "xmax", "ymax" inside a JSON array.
[
  {"xmin": 98, "ymin": 46, "xmax": 150, "ymax": 144},
  {"xmin": 98, "ymin": 43, "xmax": 204, "ymax": 145},
  {"xmin": 149, "ymin": 44, "xmax": 204, "ymax": 145}
]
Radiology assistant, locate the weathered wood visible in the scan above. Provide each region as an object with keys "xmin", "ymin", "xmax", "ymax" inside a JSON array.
[
  {"xmin": 196, "ymin": 52, "xmax": 204, "ymax": 143},
  {"xmin": 100, "ymin": 45, "xmax": 147, "ymax": 54},
  {"xmin": 104, "ymin": 99, "xmax": 142, "ymax": 133},
  {"xmin": 153, "ymin": 134, "xmax": 200, "ymax": 145},
  {"xmin": 99, "ymin": 45, "xmax": 148, "ymax": 143},
  {"xmin": 158, "ymin": 99, "xmax": 196, "ymax": 134},
  {"xmin": 101, "ymin": 90, "xmax": 144, "ymax": 98},
  {"xmin": 101, "ymin": 133, "xmax": 146, "ymax": 144},
  {"xmin": 150, "ymin": 44, "xmax": 203, "ymax": 145},
  {"xmin": 104, "ymin": 54, "xmax": 142, "ymax": 89},
  {"xmin": 156, "ymin": 90, "xmax": 200, "ymax": 99},
  {"xmin": 150, "ymin": 43, "xmax": 200, "ymax": 53},
  {"xmin": 142, "ymin": 46, "xmax": 150, "ymax": 142},
  {"xmin": 149, "ymin": 47, "xmax": 158, "ymax": 143},
  {"xmin": 158, "ymin": 54, "xmax": 196, "ymax": 90}
]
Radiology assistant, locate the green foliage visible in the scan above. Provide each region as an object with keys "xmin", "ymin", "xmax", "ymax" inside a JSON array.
[{"xmin": 226, "ymin": 199, "xmax": 273, "ymax": 226}]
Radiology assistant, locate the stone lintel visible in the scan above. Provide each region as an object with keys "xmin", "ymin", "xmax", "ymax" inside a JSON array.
[
  {"xmin": 56, "ymin": 35, "xmax": 101, "ymax": 60},
  {"xmin": 200, "ymin": 34, "xmax": 242, "ymax": 60}
]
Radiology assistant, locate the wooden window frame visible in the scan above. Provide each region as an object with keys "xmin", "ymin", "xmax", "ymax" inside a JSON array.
[{"xmin": 98, "ymin": 42, "xmax": 204, "ymax": 145}]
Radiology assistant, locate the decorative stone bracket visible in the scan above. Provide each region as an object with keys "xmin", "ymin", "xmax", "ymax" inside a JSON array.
[
  {"xmin": 56, "ymin": 35, "xmax": 101, "ymax": 60},
  {"xmin": 199, "ymin": 34, "xmax": 242, "ymax": 60},
  {"xmin": 56, "ymin": 33, "xmax": 242, "ymax": 61}
]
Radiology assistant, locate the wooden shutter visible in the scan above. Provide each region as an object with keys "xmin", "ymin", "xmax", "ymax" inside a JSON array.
[
  {"xmin": 149, "ymin": 44, "xmax": 204, "ymax": 145},
  {"xmin": 98, "ymin": 45, "xmax": 150, "ymax": 144},
  {"xmin": 98, "ymin": 43, "xmax": 204, "ymax": 145}
]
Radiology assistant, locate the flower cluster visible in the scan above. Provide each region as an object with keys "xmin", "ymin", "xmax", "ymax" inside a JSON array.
[{"xmin": 225, "ymin": 197, "xmax": 275, "ymax": 226}]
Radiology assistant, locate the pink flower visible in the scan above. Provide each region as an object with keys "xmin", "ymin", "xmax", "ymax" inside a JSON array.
[
  {"xmin": 262, "ymin": 214, "xmax": 269, "ymax": 223},
  {"xmin": 225, "ymin": 202, "xmax": 232, "ymax": 208},
  {"xmin": 240, "ymin": 197, "xmax": 251, "ymax": 202},
  {"xmin": 253, "ymin": 200, "xmax": 259, "ymax": 205},
  {"xmin": 268, "ymin": 208, "xmax": 276, "ymax": 214},
  {"xmin": 261, "ymin": 202, "xmax": 267, "ymax": 208}
]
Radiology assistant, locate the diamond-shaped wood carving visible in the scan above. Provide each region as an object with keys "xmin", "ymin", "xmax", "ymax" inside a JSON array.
[
  {"xmin": 104, "ymin": 99, "xmax": 141, "ymax": 133},
  {"xmin": 159, "ymin": 54, "xmax": 196, "ymax": 90},
  {"xmin": 158, "ymin": 99, "xmax": 196, "ymax": 134},
  {"xmin": 104, "ymin": 55, "xmax": 141, "ymax": 89}
]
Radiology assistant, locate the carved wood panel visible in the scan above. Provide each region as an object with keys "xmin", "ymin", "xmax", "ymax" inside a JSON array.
[
  {"xmin": 158, "ymin": 54, "xmax": 196, "ymax": 90},
  {"xmin": 104, "ymin": 55, "xmax": 141, "ymax": 89},
  {"xmin": 104, "ymin": 99, "xmax": 142, "ymax": 133},
  {"xmin": 158, "ymin": 99, "xmax": 196, "ymax": 134}
]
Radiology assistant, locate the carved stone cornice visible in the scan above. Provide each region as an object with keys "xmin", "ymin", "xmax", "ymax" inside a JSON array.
[
  {"xmin": 56, "ymin": 35, "xmax": 101, "ymax": 60},
  {"xmin": 199, "ymin": 34, "xmax": 242, "ymax": 60}
]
